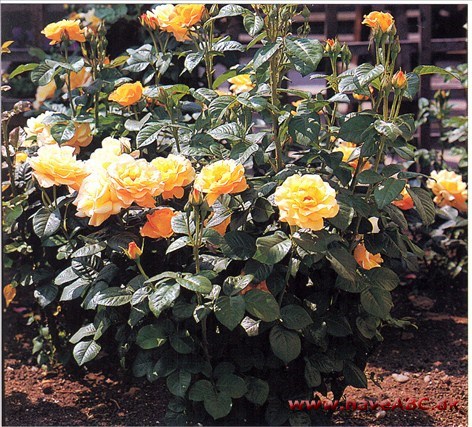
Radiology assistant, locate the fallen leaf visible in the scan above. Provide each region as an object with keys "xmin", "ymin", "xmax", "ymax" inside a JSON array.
[{"xmin": 3, "ymin": 284, "xmax": 16, "ymax": 307}]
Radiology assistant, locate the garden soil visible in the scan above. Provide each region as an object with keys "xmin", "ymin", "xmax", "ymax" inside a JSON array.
[{"xmin": 4, "ymin": 280, "xmax": 467, "ymax": 426}]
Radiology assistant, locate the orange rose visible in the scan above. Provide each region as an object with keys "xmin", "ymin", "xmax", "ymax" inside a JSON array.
[
  {"xmin": 194, "ymin": 159, "xmax": 248, "ymax": 206},
  {"xmin": 74, "ymin": 171, "xmax": 125, "ymax": 226},
  {"xmin": 205, "ymin": 213, "xmax": 231, "ymax": 236},
  {"xmin": 392, "ymin": 69, "xmax": 407, "ymax": 90},
  {"xmin": 163, "ymin": 4, "xmax": 206, "ymax": 41},
  {"xmin": 151, "ymin": 154, "xmax": 195, "ymax": 199},
  {"xmin": 41, "ymin": 19, "xmax": 86, "ymax": 45},
  {"xmin": 353, "ymin": 93, "xmax": 369, "ymax": 101},
  {"xmin": 140, "ymin": 208, "xmax": 176, "ymax": 239},
  {"xmin": 63, "ymin": 122, "xmax": 93, "ymax": 154},
  {"xmin": 354, "ymin": 242, "xmax": 383, "ymax": 270},
  {"xmin": 109, "ymin": 82, "xmax": 143, "ymax": 106},
  {"xmin": 125, "ymin": 242, "xmax": 143, "ymax": 259},
  {"xmin": 362, "ymin": 11, "xmax": 395, "ymax": 34},
  {"xmin": 68, "ymin": 67, "xmax": 93, "ymax": 91},
  {"xmin": 33, "ymin": 80, "xmax": 57, "ymax": 109},
  {"xmin": 334, "ymin": 141, "xmax": 371, "ymax": 171},
  {"xmin": 139, "ymin": 11, "xmax": 160, "ymax": 30},
  {"xmin": 30, "ymin": 144, "xmax": 89, "ymax": 191},
  {"xmin": 392, "ymin": 186, "xmax": 414, "ymax": 211},
  {"xmin": 427, "ymin": 170, "xmax": 468, "ymax": 212},
  {"xmin": 107, "ymin": 154, "xmax": 164, "ymax": 208}
]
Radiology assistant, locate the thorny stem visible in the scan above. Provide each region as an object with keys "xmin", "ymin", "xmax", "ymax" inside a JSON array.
[
  {"xmin": 2, "ymin": 120, "xmax": 17, "ymax": 197},
  {"xmin": 64, "ymin": 46, "xmax": 76, "ymax": 117}
]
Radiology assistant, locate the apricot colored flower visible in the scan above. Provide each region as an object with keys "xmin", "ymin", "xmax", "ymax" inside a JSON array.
[
  {"xmin": 151, "ymin": 154, "xmax": 195, "ymax": 199},
  {"xmin": 63, "ymin": 122, "xmax": 93, "ymax": 154},
  {"xmin": 354, "ymin": 242, "xmax": 383, "ymax": 270},
  {"xmin": 68, "ymin": 67, "xmax": 93, "ymax": 90},
  {"xmin": 362, "ymin": 11, "xmax": 395, "ymax": 34},
  {"xmin": 109, "ymin": 82, "xmax": 143, "ymax": 106},
  {"xmin": 15, "ymin": 152, "xmax": 28, "ymax": 163},
  {"xmin": 126, "ymin": 242, "xmax": 143, "ymax": 259},
  {"xmin": 140, "ymin": 208, "xmax": 176, "ymax": 239},
  {"xmin": 30, "ymin": 144, "xmax": 88, "ymax": 191},
  {"xmin": 153, "ymin": 4, "xmax": 177, "ymax": 29},
  {"xmin": 392, "ymin": 69, "xmax": 407, "ymax": 90},
  {"xmin": 194, "ymin": 159, "xmax": 248, "ymax": 206},
  {"xmin": 427, "ymin": 170, "xmax": 468, "ymax": 212},
  {"xmin": 274, "ymin": 174, "xmax": 339, "ymax": 231},
  {"xmin": 33, "ymin": 80, "xmax": 57, "ymax": 109},
  {"xmin": 139, "ymin": 10, "xmax": 160, "ymax": 30},
  {"xmin": 24, "ymin": 112, "xmax": 52, "ymax": 138},
  {"xmin": 205, "ymin": 213, "xmax": 231, "ymax": 236},
  {"xmin": 41, "ymin": 19, "xmax": 86, "ymax": 45},
  {"xmin": 74, "ymin": 171, "xmax": 125, "ymax": 226},
  {"xmin": 334, "ymin": 141, "xmax": 371, "ymax": 171},
  {"xmin": 353, "ymin": 93, "xmax": 369, "ymax": 101},
  {"xmin": 228, "ymin": 74, "xmax": 255, "ymax": 94},
  {"xmin": 392, "ymin": 186, "xmax": 414, "ymax": 210},
  {"xmin": 163, "ymin": 4, "xmax": 206, "ymax": 41},
  {"xmin": 107, "ymin": 154, "xmax": 164, "ymax": 208},
  {"xmin": 86, "ymin": 137, "xmax": 125, "ymax": 172}
]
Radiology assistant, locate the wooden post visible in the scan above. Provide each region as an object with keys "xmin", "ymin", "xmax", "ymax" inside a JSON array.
[{"xmin": 418, "ymin": 5, "xmax": 432, "ymax": 149}]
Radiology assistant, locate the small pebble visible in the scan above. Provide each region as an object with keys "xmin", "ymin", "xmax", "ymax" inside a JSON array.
[
  {"xmin": 424, "ymin": 375, "xmax": 431, "ymax": 383},
  {"xmin": 392, "ymin": 373, "xmax": 410, "ymax": 383},
  {"xmin": 376, "ymin": 410, "xmax": 386, "ymax": 419}
]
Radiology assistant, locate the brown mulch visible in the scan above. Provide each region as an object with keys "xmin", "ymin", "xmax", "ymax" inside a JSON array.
[{"xmin": 3, "ymin": 279, "xmax": 467, "ymax": 426}]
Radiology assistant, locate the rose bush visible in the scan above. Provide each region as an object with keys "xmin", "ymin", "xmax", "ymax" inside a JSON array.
[{"xmin": 2, "ymin": 5, "xmax": 467, "ymax": 425}]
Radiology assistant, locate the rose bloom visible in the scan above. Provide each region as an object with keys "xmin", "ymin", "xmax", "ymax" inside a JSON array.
[
  {"xmin": 334, "ymin": 141, "xmax": 371, "ymax": 171},
  {"xmin": 126, "ymin": 241, "xmax": 143, "ymax": 259},
  {"xmin": 354, "ymin": 242, "xmax": 383, "ymax": 270},
  {"xmin": 33, "ymin": 80, "xmax": 57, "ymax": 109},
  {"xmin": 107, "ymin": 154, "xmax": 164, "ymax": 208},
  {"xmin": 15, "ymin": 152, "xmax": 28, "ymax": 164},
  {"xmin": 86, "ymin": 137, "xmax": 128, "ymax": 172},
  {"xmin": 163, "ymin": 4, "xmax": 206, "ymax": 41},
  {"xmin": 109, "ymin": 82, "xmax": 143, "ymax": 107},
  {"xmin": 74, "ymin": 171, "xmax": 125, "ymax": 226},
  {"xmin": 274, "ymin": 174, "xmax": 339, "ymax": 231},
  {"xmin": 63, "ymin": 122, "xmax": 93, "ymax": 154},
  {"xmin": 139, "ymin": 10, "xmax": 160, "ymax": 30},
  {"xmin": 427, "ymin": 170, "xmax": 468, "ymax": 212},
  {"xmin": 362, "ymin": 11, "xmax": 395, "ymax": 34},
  {"xmin": 152, "ymin": 4, "xmax": 176, "ymax": 29},
  {"xmin": 151, "ymin": 154, "xmax": 195, "ymax": 199},
  {"xmin": 140, "ymin": 208, "xmax": 176, "ymax": 239},
  {"xmin": 392, "ymin": 186, "xmax": 414, "ymax": 210},
  {"xmin": 68, "ymin": 67, "xmax": 93, "ymax": 91},
  {"xmin": 353, "ymin": 93, "xmax": 369, "ymax": 101},
  {"xmin": 392, "ymin": 69, "xmax": 407, "ymax": 90},
  {"xmin": 204, "ymin": 213, "xmax": 231, "ymax": 236},
  {"xmin": 41, "ymin": 19, "xmax": 86, "ymax": 45},
  {"xmin": 24, "ymin": 112, "xmax": 53, "ymax": 138},
  {"xmin": 228, "ymin": 74, "xmax": 255, "ymax": 94},
  {"xmin": 194, "ymin": 159, "xmax": 248, "ymax": 206},
  {"xmin": 30, "ymin": 144, "xmax": 89, "ymax": 191}
]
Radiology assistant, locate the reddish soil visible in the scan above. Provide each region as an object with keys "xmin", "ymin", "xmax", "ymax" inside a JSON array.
[{"xmin": 3, "ymin": 279, "xmax": 467, "ymax": 426}]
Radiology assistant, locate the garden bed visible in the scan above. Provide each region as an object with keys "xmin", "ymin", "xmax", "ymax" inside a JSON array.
[{"xmin": 4, "ymin": 279, "xmax": 467, "ymax": 426}]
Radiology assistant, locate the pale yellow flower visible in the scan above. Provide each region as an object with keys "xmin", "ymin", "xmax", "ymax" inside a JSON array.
[
  {"xmin": 427, "ymin": 170, "xmax": 468, "ymax": 212},
  {"xmin": 151, "ymin": 154, "xmax": 195, "ymax": 199}
]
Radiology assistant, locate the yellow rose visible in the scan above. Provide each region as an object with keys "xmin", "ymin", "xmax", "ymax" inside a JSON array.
[
  {"xmin": 33, "ymin": 80, "xmax": 57, "ymax": 109},
  {"xmin": 107, "ymin": 154, "xmax": 164, "ymax": 208},
  {"xmin": 274, "ymin": 174, "xmax": 339, "ymax": 230},
  {"xmin": 41, "ymin": 19, "xmax": 86, "ymax": 45},
  {"xmin": 152, "ymin": 4, "xmax": 176, "ymax": 29},
  {"xmin": 333, "ymin": 141, "xmax": 371, "ymax": 171},
  {"xmin": 86, "ymin": 137, "xmax": 127, "ymax": 172},
  {"xmin": 109, "ymin": 82, "xmax": 143, "ymax": 107},
  {"xmin": 194, "ymin": 159, "xmax": 248, "ymax": 206},
  {"xmin": 163, "ymin": 4, "xmax": 206, "ymax": 41},
  {"xmin": 354, "ymin": 242, "xmax": 383, "ymax": 270},
  {"xmin": 24, "ymin": 112, "xmax": 53, "ymax": 138},
  {"xmin": 68, "ymin": 67, "xmax": 93, "ymax": 91},
  {"xmin": 140, "ymin": 208, "xmax": 177, "ymax": 239},
  {"xmin": 74, "ymin": 171, "xmax": 125, "ymax": 226},
  {"xmin": 427, "ymin": 170, "xmax": 468, "ymax": 212},
  {"xmin": 151, "ymin": 154, "xmax": 195, "ymax": 199},
  {"xmin": 30, "ymin": 144, "xmax": 89, "ymax": 191},
  {"xmin": 15, "ymin": 152, "xmax": 28, "ymax": 163},
  {"xmin": 63, "ymin": 122, "xmax": 93, "ymax": 154},
  {"xmin": 392, "ymin": 186, "xmax": 414, "ymax": 211},
  {"xmin": 362, "ymin": 11, "xmax": 395, "ymax": 34},
  {"xmin": 228, "ymin": 74, "xmax": 255, "ymax": 94}
]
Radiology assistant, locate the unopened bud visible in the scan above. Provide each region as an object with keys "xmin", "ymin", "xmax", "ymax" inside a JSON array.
[
  {"xmin": 189, "ymin": 188, "xmax": 204, "ymax": 207},
  {"xmin": 340, "ymin": 43, "xmax": 352, "ymax": 66},
  {"xmin": 124, "ymin": 241, "xmax": 142, "ymax": 259},
  {"xmin": 392, "ymin": 69, "xmax": 407, "ymax": 90}
]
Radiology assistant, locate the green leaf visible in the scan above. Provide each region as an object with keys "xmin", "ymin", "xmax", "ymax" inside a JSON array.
[
  {"xmin": 269, "ymin": 324, "xmax": 301, "ymax": 364},
  {"xmin": 212, "ymin": 69, "xmax": 238, "ymax": 90},
  {"xmin": 373, "ymin": 178, "xmax": 405, "ymax": 209},
  {"xmin": 166, "ymin": 236, "xmax": 191, "ymax": 254},
  {"xmin": 148, "ymin": 283, "xmax": 180, "ymax": 317},
  {"xmin": 213, "ymin": 4, "xmax": 247, "ymax": 19},
  {"xmin": 154, "ymin": 352, "xmax": 178, "ymax": 377},
  {"xmin": 293, "ymin": 230, "xmax": 342, "ymax": 254},
  {"xmin": 184, "ymin": 51, "xmax": 204, "ymax": 74},
  {"xmin": 96, "ymin": 287, "xmax": 132, "ymax": 306},
  {"xmin": 214, "ymin": 295, "xmax": 246, "ymax": 331},
  {"xmin": 34, "ymin": 284, "xmax": 58, "ymax": 308},
  {"xmin": 304, "ymin": 362, "xmax": 322, "ymax": 387},
  {"xmin": 167, "ymin": 370, "xmax": 191, "ymax": 397},
  {"xmin": 339, "ymin": 115, "xmax": 375, "ymax": 143},
  {"xmin": 374, "ymin": 120, "xmax": 402, "ymax": 141},
  {"xmin": 253, "ymin": 231, "xmax": 291, "ymax": 265},
  {"xmin": 413, "ymin": 65, "xmax": 461, "ymax": 81},
  {"xmin": 204, "ymin": 391, "xmax": 233, "ymax": 420},
  {"xmin": 221, "ymin": 231, "xmax": 256, "ymax": 260},
  {"xmin": 222, "ymin": 275, "xmax": 253, "ymax": 296},
  {"xmin": 136, "ymin": 122, "xmax": 166, "ymax": 148},
  {"xmin": 244, "ymin": 289, "xmax": 280, "ymax": 322},
  {"xmin": 328, "ymin": 201, "xmax": 354, "ymax": 231},
  {"xmin": 245, "ymin": 377, "xmax": 269, "ymax": 405},
  {"xmin": 136, "ymin": 324, "xmax": 169, "ymax": 349},
  {"xmin": 357, "ymin": 170, "xmax": 383, "ymax": 184},
  {"xmin": 404, "ymin": 72, "xmax": 420, "ymax": 100},
  {"xmin": 9, "ymin": 63, "xmax": 39, "ymax": 79},
  {"xmin": 280, "ymin": 305, "xmax": 313, "ymax": 330},
  {"xmin": 285, "ymin": 37, "xmax": 323, "ymax": 76},
  {"xmin": 407, "ymin": 186, "xmax": 436, "ymax": 225},
  {"xmin": 71, "ymin": 242, "xmax": 107, "ymax": 258},
  {"xmin": 253, "ymin": 40, "xmax": 281, "ymax": 70},
  {"xmin": 243, "ymin": 13, "xmax": 264, "ymax": 37},
  {"xmin": 208, "ymin": 122, "xmax": 243, "ymax": 142},
  {"xmin": 73, "ymin": 340, "xmax": 101, "ymax": 366},
  {"xmin": 354, "ymin": 63, "xmax": 384, "ymax": 87},
  {"xmin": 216, "ymin": 374, "xmax": 247, "ymax": 398},
  {"xmin": 289, "ymin": 412, "xmax": 311, "ymax": 426},
  {"xmin": 189, "ymin": 379, "xmax": 214, "ymax": 401},
  {"xmin": 325, "ymin": 313, "xmax": 352, "ymax": 337},
  {"xmin": 326, "ymin": 246, "xmax": 357, "ymax": 282},
  {"xmin": 69, "ymin": 323, "xmax": 97, "ymax": 344},
  {"xmin": 170, "ymin": 333, "xmax": 194, "ymax": 354},
  {"xmin": 31, "ymin": 63, "xmax": 58, "ymax": 86},
  {"xmin": 33, "ymin": 208, "xmax": 61, "ymax": 239},
  {"xmin": 364, "ymin": 267, "xmax": 400, "ymax": 291},
  {"xmin": 382, "ymin": 204, "xmax": 408, "ymax": 230},
  {"xmin": 288, "ymin": 114, "xmax": 321, "ymax": 146},
  {"xmin": 360, "ymin": 287, "xmax": 393, "ymax": 319},
  {"xmin": 343, "ymin": 360, "xmax": 368, "ymax": 388},
  {"xmin": 176, "ymin": 275, "xmax": 212, "ymax": 294},
  {"xmin": 60, "ymin": 278, "xmax": 90, "ymax": 301}
]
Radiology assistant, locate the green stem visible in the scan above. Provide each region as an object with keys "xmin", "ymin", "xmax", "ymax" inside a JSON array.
[
  {"xmin": 2, "ymin": 120, "xmax": 17, "ymax": 197},
  {"xmin": 135, "ymin": 258, "xmax": 149, "ymax": 280},
  {"xmin": 64, "ymin": 46, "xmax": 76, "ymax": 117}
]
